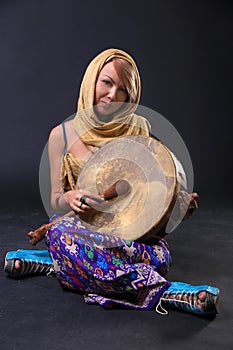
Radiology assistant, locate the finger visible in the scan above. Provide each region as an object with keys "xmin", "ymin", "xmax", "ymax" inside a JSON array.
[
  {"xmin": 83, "ymin": 197, "xmax": 104, "ymax": 208},
  {"xmin": 181, "ymin": 192, "xmax": 198, "ymax": 209},
  {"xmin": 179, "ymin": 191, "xmax": 192, "ymax": 205},
  {"xmin": 75, "ymin": 201, "xmax": 91, "ymax": 213},
  {"xmin": 79, "ymin": 203, "xmax": 91, "ymax": 211},
  {"xmin": 191, "ymin": 199, "xmax": 198, "ymax": 210},
  {"xmin": 188, "ymin": 200, "xmax": 198, "ymax": 214},
  {"xmin": 80, "ymin": 190, "xmax": 103, "ymax": 203},
  {"xmin": 191, "ymin": 192, "xmax": 199, "ymax": 200},
  {"xmin": 70, "ymin": 201, "xmax": 83, "ymax": 213}
]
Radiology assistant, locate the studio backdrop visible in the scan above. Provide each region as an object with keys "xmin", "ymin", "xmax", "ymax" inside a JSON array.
[{"xmin": 1, "ymin": 0, "xmax": 232, "ymax": 209}]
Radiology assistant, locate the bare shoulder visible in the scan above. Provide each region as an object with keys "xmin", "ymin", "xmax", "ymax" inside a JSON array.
[
  {"xmin": 62, "ymin": 119, "xmax": 79, "ymax": 147},
  {"xmin": 48, "ymin": 119, "xmax": 77, "ymax": 153},
  {"xmin": 49, "ymin": 124, "xmax": 62, "ymax": 140},
  {"xmin": 48, "ymin": 123, "xmax": 64, "ymax": 154},
  {"xmin": 64, "ymin": 119, "xmax": 76, "ymax": 136},
  {"xmin": 64, "ymin": 119, "xmax": 74, "ymax": 129}
]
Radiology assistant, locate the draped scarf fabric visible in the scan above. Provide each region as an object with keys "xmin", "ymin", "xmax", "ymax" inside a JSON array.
[{"xmin": 73, "ymin": 48, "xmax": 151, "ymax": 147}]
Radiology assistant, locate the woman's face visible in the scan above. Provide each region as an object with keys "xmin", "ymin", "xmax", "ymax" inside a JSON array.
[{"xmin": 94, "ymin": 61, "xmax": 128, "ymax": 116}]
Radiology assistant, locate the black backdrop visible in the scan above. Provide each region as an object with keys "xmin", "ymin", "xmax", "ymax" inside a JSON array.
[{"xmin": 1, "ymin": 0, "xmax": 232, "ymax": 210}]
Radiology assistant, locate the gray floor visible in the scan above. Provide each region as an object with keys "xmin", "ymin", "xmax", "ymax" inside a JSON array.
[{"xmin": 1, "ymin": 202, "xmax": 233, "ymax": 350}]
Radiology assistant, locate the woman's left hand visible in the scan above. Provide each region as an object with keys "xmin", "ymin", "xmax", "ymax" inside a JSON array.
[{"xmin": 177, "ymin": 191, "xmax": 199, "ymax": 221}]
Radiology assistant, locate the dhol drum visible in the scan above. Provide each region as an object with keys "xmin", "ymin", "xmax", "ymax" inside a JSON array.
[{"xmin": 77, "ymin": 135, "xmax": 187, "ymax": 243}]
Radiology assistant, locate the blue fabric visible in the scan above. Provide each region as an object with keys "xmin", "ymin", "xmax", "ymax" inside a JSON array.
[
  {"xmin": 167, "ymin": 282, "xmax": 219, "ymax": 296},
  {"xmin": 161, "ymin": 282, "xmax": 219, "ymax": 316},
  {"xmin": 6, "ymin": 249, "xmax": 53, "ymax": 265},
  {"xmin": 61, "ymin": 122, "xmax": 67, "ymax": 155}
]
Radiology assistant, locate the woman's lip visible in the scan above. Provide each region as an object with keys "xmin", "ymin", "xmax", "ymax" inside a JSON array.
[
  {"xmin": 98, "ymin": 101, "xmax": 115, "ymax": 110},
  {"xmin": 100, "ymin": 100, "xmax": 111, "ymax": 105}
]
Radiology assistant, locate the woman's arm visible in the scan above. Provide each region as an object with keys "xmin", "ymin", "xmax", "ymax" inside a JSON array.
[
  {"xmin": 48, "ymin": 123, "xmax": 102, "ymax": 214},
  {"xmin": 48, "ymin": 124, "xmax": 69, "ymax": 212}
]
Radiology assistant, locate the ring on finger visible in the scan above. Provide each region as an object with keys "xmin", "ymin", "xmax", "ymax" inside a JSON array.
[{"xmin": 80, "ymin": 195, "xmax": 87, "ymax": 205}]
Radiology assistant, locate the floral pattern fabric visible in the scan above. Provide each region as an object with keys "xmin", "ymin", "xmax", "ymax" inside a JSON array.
[{"xmin": 46, "ymin": 214, "xmax": 172, "ymax": 310}]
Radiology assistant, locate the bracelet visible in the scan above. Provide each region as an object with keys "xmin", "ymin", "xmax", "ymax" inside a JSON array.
[{"xmin": 55, "ymin": 192, "xmax": 65, "ymax": 211}]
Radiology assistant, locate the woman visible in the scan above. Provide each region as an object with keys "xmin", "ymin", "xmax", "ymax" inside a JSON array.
[{"xmin": 4, "ymin": 48, "xmax": 219, "ymax": 317}]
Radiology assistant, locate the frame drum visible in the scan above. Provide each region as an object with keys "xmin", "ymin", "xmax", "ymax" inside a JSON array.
[{"xmin": 77, "ymin": 135, "xmax": 186, "ymax": 243}]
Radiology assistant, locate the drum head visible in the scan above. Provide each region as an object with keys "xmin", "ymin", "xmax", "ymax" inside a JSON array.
[{"xmin": 77, "ymin": 136, "xmax": 178, "ymax": 241}]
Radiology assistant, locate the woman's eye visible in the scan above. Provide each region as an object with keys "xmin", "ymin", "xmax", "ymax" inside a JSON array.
[
  {"xmin": 120, "ymin": 87, "xmax": 127, "ymax": 93},
  {"xmin": 102, "ymin": 79, "xmax": 111, "ymax": 85}
]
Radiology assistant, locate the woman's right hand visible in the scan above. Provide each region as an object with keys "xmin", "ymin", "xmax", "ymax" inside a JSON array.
[{"xmin": 63, "ymin": 189, "xmax": 103, "ymax": 214}]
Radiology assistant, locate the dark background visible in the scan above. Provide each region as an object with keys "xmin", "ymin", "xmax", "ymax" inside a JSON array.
[{"xmin": 1, "ymin": 0, "xmax": 232, "ymax": 210}]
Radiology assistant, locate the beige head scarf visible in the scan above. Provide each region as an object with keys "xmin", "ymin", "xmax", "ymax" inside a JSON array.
[{"xmin": 73, "ymin": 48, "xmax": 151, "ymax": 146}]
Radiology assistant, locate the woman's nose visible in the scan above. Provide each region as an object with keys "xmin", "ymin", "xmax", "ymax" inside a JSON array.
[{"xmin": 107, "ymin": 86, "xmax": 117, "ymax": 100}]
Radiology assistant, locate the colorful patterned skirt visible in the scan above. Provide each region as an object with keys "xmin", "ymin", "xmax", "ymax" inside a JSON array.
[{"xmin": 46, "ymin": 214, "xmax": 172, "ymax": 310}]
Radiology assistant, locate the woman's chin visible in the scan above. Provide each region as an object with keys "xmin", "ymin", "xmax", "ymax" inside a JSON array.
[{"xmin": 94, "ymin": 104, "xmax": 121, "ymax": 121}]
